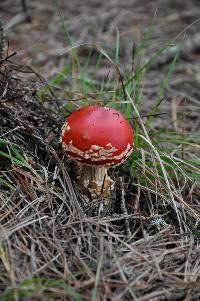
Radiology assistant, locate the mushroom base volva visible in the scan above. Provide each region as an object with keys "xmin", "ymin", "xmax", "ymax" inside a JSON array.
[{"xmin": 60, "ymin": 105, "xmax": 134, "ymax": 198}]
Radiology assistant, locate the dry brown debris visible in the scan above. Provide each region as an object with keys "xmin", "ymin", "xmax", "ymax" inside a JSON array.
[{"xmin": 0, "ymin": 60, "xmax": 199, "ymax": 300}]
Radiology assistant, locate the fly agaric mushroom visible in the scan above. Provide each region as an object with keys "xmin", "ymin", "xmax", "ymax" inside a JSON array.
[{"xmin": 60, "ymin": 106, "xmax": 133, "ymax": 198}]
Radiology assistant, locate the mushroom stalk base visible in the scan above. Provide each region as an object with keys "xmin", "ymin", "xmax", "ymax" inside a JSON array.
[{"xmin": 76, "ymin": 162, "xmax": 114, "ymax": 198}]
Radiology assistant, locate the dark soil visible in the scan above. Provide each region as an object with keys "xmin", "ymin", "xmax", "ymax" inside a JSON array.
[{"xmin": 1, "ymin": 0, "xmax": 200, "ymax": 130}]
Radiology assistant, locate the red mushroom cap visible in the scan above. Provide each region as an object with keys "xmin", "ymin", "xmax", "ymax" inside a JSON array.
[{"xmin": 60, "ymin": 106, "xmax": 133, "ymax": 166}]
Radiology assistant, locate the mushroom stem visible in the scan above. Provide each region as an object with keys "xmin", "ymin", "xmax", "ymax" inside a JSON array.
[{"xmin": 76, "ymin": 162, "xmax": 114, "ymax": 198}]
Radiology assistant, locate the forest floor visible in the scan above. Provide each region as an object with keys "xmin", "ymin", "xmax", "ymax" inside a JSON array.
[{"xmin": 0, "ymin": 0, "xmax": 200, "ymax": 300}]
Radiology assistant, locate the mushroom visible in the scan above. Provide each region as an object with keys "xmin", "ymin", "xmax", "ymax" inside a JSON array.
[{"xmin": 60, "ymin": 106, "xmax": 133, "ymax": 198}]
